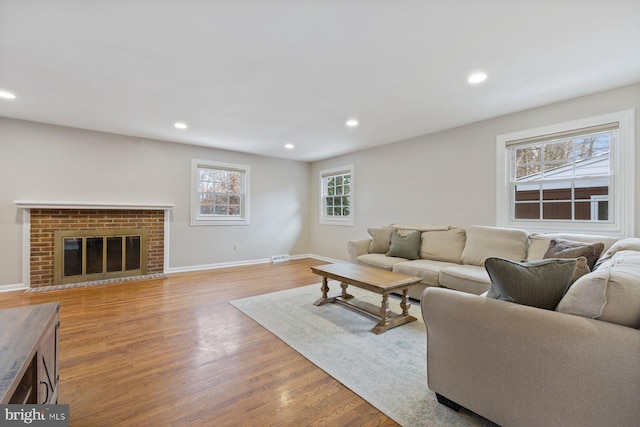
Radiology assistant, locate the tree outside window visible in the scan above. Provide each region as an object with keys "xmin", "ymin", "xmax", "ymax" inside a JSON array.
[
  {"xmin": 192, "ymin": 159, "xmax": 249, "ymax": 226},
  {"xmin": 496, "ymin": 109, "xmax": 634, "ymax": 236}
]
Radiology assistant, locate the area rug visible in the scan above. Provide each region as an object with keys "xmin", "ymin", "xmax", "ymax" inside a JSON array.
[{"xmin": 230, "ymin": 283, "xmax": 496, "ymax": 427}]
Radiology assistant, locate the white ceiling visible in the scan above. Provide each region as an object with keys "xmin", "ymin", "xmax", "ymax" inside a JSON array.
[{"xmin": 1, "ymin": 1, "xmax": 639, "ymax": 162}]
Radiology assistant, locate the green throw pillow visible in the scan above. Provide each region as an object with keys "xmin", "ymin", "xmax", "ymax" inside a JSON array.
[
  {"xmin": 386, "ymin": 230, "xmax": 421, "ymax": 260},
  {"xmin": 484, "ymin": 257, "xmax": 577, "ymax": 310}
]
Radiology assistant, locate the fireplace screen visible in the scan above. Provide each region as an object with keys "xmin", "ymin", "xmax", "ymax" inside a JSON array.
[{"xmin": 54, "ymin": 229, "xmax": 147, "ymax": 285}]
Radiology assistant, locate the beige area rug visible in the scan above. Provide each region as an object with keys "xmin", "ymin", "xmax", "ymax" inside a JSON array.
[{"xmin": 230, "ymin": 282, "xmax": 496, "ymax": 427}]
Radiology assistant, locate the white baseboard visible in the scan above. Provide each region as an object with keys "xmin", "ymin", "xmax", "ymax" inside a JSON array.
[
  {"xmin": 165, "ymin": 254, "xmax": 346, "ymax": 274},
  {"xmin": 306, "ymin": 254, "xmax": 346, "ymax": 263},
  {"xmin": 0, "ymin": 283, "xmax": 29, "ymax": 293}
]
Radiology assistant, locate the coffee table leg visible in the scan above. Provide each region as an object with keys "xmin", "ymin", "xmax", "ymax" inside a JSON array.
[
  {"xmin": 340, "ymin": 282, "xmax": 354, "ymax": 299},
  {"xmin": 313, "ymin": 277, "xmax": 330, "ymax": 306},
  {"xmin": 371, "ymin": 293, "xmax": 392, "ymax": 334},
  {"xmin": 400, "ymin": 289, "xmax": 411, "ymax": 316},
  {"xmin": 380, "ymin": 293, "xmax": 390, "ymax": 326}
]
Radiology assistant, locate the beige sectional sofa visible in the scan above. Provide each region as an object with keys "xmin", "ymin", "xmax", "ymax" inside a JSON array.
[
  {"xmin": 350, "ymin": 223, "xmax": 640, "ymax": 426},
  {"xmin": 422, "ymin": 239, "xmax": 640, "ymax": 427},
  {"xmin": 347, "ymin": 223, "xmax": 619, "ymax": 300}
]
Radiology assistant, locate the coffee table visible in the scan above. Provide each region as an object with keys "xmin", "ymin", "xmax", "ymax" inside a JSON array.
[{"xmin": 310, "ymin": 263, "xmax": 422, "ymax": 334}]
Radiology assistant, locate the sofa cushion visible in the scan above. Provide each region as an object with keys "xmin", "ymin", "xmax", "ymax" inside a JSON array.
[
  {"xmin": 420, "ymin": 228, "xmax": 466, "ymax": 263},
  {"xmin": 438, "ymin": 265, "xmax": 491, "ymax": 295},
  {"xmin": 356, "ymin": 253, "xmax": 406, "ymax": 270},
  {"xmin": 460, "ymin": 225, "xmax": 529, "ymax": 266},
  {"xmin": 393, "ymin": 259, "xmax": 459, "ymax": 287},
  {"xmin": 367, "ymin": 227, "xmax": 394, "ymax": 254},
  {"xmin": 485, "ymin": 257, "xmax": 576, "ymax": 310},
  {"xmin": 386, "ymin": 230, "xmax": 421, "ymax": 260},
  {"xmin": 543, "ymin": 238, "xmax": 604, "ymax": 270},
  {"xmin": 593, "ymin": 237, "xmax": 640, "ymax": 270},
  {"xmin": 556, "ymin": 250, "xmax": 640, "ymax": 328}
]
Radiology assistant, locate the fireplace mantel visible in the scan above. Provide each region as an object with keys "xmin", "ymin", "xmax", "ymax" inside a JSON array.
[{"xmin": 14, "ymin": 201, "xmax": 174, "ymax": 210}]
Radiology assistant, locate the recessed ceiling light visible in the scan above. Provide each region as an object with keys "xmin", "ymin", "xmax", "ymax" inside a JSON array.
[
  {"xmin": 346, "ymin": 119, "xmax": 359, "ymax": 127},
  {"xmin": 174, "ymin": 122, "xmax": 187, "ymax": 130},
  {"xmin": 468, "ymin": 72, "xmax": 488, "ymax": 84},
  {"xmin": 284, "ymin": 143, "xmax": 294, "ymax": 150},
  {"xmin": 0, "ymin": 90, "xmax": 16, "ymax": 100}
]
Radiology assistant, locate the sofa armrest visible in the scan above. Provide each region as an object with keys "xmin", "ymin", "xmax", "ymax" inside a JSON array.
[
  {"xmin": 421, "ymin": 287, "xmax": 640, "ymax": 427},
  {"xmin": 347, "ymin": 239, "xmax": 372, "ymax": 263}
]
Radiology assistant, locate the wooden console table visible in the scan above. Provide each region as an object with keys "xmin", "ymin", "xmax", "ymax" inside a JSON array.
[{"xmin": 0, "ymin": 302, "xmax": 60, "ymax": 404}]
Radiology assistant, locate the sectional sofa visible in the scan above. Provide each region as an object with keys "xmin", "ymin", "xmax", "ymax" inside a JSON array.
[
  {"xmin": 422, "ymin": 238, "xmax": 640, "ymax": 427},
  {"xmin": 347, "ymin": 223, "xmax": 618, "ymax": 299},
  {"xmin": 348, "ymin": 224, "xmax": 640, "ymax": 426}
]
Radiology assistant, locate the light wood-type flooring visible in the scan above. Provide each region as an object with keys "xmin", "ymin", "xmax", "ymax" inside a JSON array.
[{"xmin": 0, "ymin": 259, "xmax": 399, "ymax": 426}]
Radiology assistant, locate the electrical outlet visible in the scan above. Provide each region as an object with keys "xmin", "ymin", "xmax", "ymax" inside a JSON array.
[{"xmin": 233, "ymin": 244, "xmax": 239, "ymax": 251}]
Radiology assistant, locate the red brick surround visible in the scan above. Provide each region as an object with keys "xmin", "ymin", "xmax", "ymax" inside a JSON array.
[{"xmin": 29, "ymin": 209, "xmax": 165, "ymax": 287}]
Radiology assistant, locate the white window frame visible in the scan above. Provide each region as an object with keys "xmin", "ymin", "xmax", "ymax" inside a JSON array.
[
  {"xmin": 191, "ymin": 159, "xmax": 250, "ymax": 226},
  {"xmin": 319, "ymin": 165, "xmax": 354, "ymax": 226},
  {"xmin": 496, "ymin": 109, "xmax": 635, "ymax": 236}
]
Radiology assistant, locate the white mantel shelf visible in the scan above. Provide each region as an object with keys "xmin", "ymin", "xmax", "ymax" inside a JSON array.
[{"xmin": 14, "ymin": 201, "xmax": 174, "ymax": 210}]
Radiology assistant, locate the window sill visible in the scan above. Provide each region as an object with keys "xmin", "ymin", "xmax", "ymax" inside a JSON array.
[
  {"xmin": 320, "ymin": 218, "xmax": 354, "ymax": 227},
  {"xmin": 191, "ymin": 218, "xmax": 250, "ymax": 226}
]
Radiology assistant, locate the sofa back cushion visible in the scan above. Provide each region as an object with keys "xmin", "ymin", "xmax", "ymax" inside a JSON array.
[
  {"xmin": 593, "ymin": 237, "xmax": 640, "ymax": 270},
  {"xmin": 460, "ymin": 225, "xmax": 529, "ymax": 266},
  {"xmin": 420, "ymin": 228, "xmax": 466, "ymax": 263},
  {"xmin": 556, "ymin": 250, "xmax": 640, "ymax": 328}
]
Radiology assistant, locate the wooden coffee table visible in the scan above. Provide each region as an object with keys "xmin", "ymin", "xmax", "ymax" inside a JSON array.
[{"xmin": 311, "ymin": 263, "xmax": 422, "ymax": 334}]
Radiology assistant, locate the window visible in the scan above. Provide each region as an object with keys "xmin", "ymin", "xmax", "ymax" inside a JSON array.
[
  {"xmin": 191, "ymin": 159, "xmax": 249, "ymax": 226},
  {"xmin": 496, "ymin": 110, "xmax": 634, "ymax": 236},
  {"xmin": 320, "ymin": 165, "xmax": 354, "ymax": 226}
]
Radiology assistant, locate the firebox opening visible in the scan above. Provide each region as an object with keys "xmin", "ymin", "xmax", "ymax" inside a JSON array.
[{"xmin": 54, "ymin": 229, "xmax": 147, "ymax": 285}]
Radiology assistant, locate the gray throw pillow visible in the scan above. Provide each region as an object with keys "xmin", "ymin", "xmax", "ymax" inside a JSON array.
[
  {"xmin": 543, "ymin": 239, "xmax": 604, "ymax": 270},
  {"xmin": 386, "ymin": 230, "xmax": 421, "ymax": 260},
  {"xmin": 485, "ymin": 257, "xmax": 577, "ymax": 310}
]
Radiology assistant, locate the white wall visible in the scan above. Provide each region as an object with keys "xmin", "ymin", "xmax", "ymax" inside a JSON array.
[
  {"xmin": 309, "ymin": 82, "xmax": 640, "ymax": 261},
  {"xmin": 0, "ymin": 118, "xmax": 310, "ymax": 286},
  {"xmin": 1, "ymin": 82, "xmax": 638, "ymax": 286}
]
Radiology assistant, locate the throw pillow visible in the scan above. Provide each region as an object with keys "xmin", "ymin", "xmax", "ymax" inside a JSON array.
[
  {"xmin": 484, "ymin": 257, "xmax": 577, "ymax": 310},
  {"xmin": 386, "ymin": 230, "xmax": 421, "ymax": 260},
  {"xmin": 542, "ymin": 247, "xmax": 590, "ymax": 284},
  {"xmin": 570, "ymin": 257, "xmax": 591, "ymax": 284},
  {"xmin": 543, "ymin": 239, "xmax": 604, "ymax": 270},
  {"xmin": 367, "ymin": 227, "xmax": 394, "ymax": 254}
]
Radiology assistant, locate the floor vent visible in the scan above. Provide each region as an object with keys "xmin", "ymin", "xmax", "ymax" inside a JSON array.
[{"xmin": 271, "ymin": 254, "xmax": 290, "ymax": 263}]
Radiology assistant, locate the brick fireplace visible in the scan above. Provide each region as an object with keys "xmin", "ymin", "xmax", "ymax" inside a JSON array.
[{"xmin": 17, "ymin": 202, "xmax": 172, "ymax": 288}]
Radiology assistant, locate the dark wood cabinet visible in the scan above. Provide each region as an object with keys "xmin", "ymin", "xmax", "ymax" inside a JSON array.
[{"xmin": 0, "ymin": 302, "xmax": 60, "ymax": 404}]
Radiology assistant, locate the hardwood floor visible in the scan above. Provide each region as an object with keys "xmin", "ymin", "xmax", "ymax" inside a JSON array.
[{"xmin": 0, "ymin": 259, "xmax": 399, "ymax": 426}]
